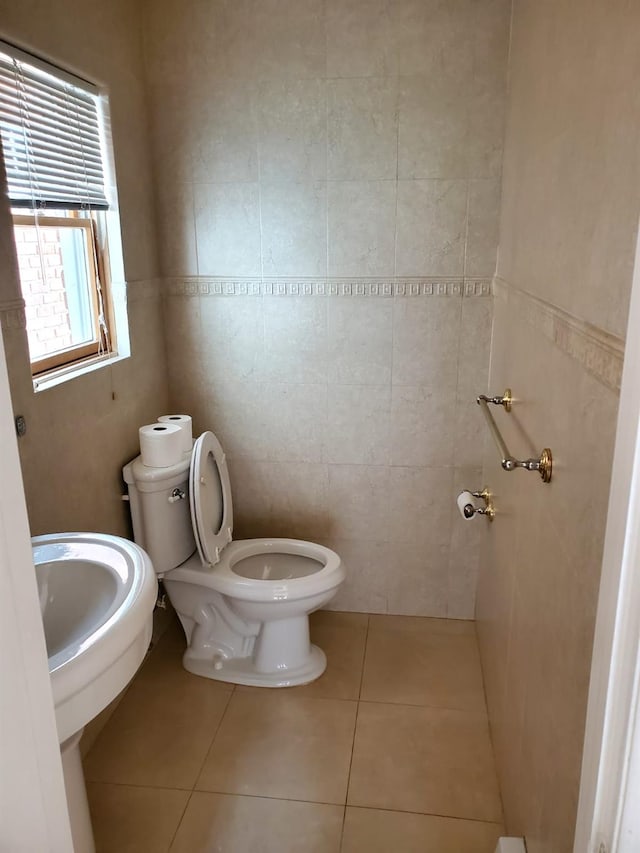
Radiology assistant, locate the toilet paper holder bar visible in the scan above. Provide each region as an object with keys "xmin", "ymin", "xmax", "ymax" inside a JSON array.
[{"xmin": 477, "ymin": 388, "xmax": 553, "ymax": 483}]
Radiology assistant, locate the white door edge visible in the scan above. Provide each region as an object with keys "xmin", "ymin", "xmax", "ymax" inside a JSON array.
[
  {"xmin": 0, "ymin": 322, "xmax": 73, "ymax": 851},
  {"xmin": 574, "ymin": 216, "xmax": 640, "ymax": 853}
]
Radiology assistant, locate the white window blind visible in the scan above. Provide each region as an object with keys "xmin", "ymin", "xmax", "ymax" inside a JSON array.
[{"xmin": 0, "ymin": 42, "xmax": 108, "ymax": 210}]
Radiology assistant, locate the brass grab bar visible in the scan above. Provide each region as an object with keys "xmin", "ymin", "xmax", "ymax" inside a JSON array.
[{"xmin": 477, "ymin": 389, "xmax": 553, "ymax": 483}]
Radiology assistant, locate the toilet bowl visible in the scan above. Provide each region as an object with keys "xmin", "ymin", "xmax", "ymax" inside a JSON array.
[{"xmin": 123, "ymin": 430, "xmax": 345, "ymax": 687}]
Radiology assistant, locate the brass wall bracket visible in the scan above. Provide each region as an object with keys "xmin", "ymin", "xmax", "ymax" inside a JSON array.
[
  {"xmin": 478, "ymin": 388, "xmax": 512, "ymax": 413},
  {"xmin": 472, "ymin": 488, "xmax": 495, "ymax": 522}
]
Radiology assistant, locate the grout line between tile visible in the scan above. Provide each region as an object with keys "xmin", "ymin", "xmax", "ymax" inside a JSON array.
[
  {"xmin": 339, "ymin": 614, "xmax": 370, "ymax": 848},
  {"xmin": 345, "ymin": 802, "xmax": 505, "ymax": 827},
  {"xmin": 462, "ymin": 178, "xmax": 471, "ymax": 279},
  {"xmin": 392, "ymin": 79, "xmax": 399, "ymax": 280},
  {"xmin": 87, "ymin": 779, "xmax": 194, "ymax": 793},
  {"xmin": 187, "ymin": 788, "xmax": 348, "ymax": 809},
  {"xmin": 167, "ymin": 788, "xmax": 194, "ymax": 851},
  {"xmin": 474, "ymin": 621, "xmax": 507, "ymax": 824},
  {"xmin": 338, "ymin": 804, "xmax": 348, "ymax": 853},
  {"xmin": 356, "ymin": 696, "xmax": 489, "ymax": 716},
  {"xmin": 190, "ymin": 688, "xmax": 235, "ymax": 793},
  {"xmin": 339, "ymin": 705, "xmax": 359, "ymax": 849},
  {"xmin": 358, "ymin": 614, "xmax": 370, "ymax": 701}
]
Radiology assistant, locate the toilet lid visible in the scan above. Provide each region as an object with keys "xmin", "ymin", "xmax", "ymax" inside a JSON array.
[{"xmin": 189, "ymin": 431, "xmax": 233, "ymax": 566}]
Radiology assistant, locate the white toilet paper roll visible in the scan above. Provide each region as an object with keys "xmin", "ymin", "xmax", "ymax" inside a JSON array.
[
  {"xmin": 139, "ymin": 423, "xmax": 183, "ymax": 468},
  {"xmin": 457, "ymin": 490, "xmax": 476, "ymax": 520},
  {"xmin": 158, "ymin": 414, "xmax": 193, "ymax": 453}
]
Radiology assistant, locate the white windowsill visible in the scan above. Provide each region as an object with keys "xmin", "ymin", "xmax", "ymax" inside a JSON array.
[{"xmin": 32, "ymin": 351, "xmax": 128, "ymax": 393}]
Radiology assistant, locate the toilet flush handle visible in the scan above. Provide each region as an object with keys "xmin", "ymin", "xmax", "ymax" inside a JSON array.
[{"xmin": 168, "ymin": 488, "xmax": 186, "ymax": 504}]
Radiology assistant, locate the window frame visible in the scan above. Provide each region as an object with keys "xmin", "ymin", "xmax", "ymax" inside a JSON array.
[
  {"xmin": 12, "ymin": 211, "xmax": 112, "ymax": 376},
  {"xmin": 0, "ymin": 39, "xmax": 125, "ymax": 386}
]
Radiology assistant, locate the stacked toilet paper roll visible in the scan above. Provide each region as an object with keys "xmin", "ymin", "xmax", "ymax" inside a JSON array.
[
  {"xmin": 158, "ymin": 414, "xmax": 193, "ymax": 453},
  {"xmin": 139, "ymin": 423, "xmax": 183, "ymax": 468}
]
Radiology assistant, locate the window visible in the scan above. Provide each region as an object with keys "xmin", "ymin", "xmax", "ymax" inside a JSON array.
[
  {"xmin": 0, "ymin": 42, "xmax": 113, "ymax": 376},
  {"xmin": 12, "ymin": 210, "xmax": 110, "ymax": 373}
]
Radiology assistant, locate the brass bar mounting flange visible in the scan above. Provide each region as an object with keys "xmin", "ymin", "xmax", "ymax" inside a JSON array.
[{"xmin": 478, "ymin": 388, "xmax": 512, "ymax": 412}]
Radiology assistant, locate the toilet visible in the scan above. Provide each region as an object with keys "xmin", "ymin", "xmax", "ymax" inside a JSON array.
[{"xmin": 123, "ymin": 430, "xmax": 345, "ymax": 687}]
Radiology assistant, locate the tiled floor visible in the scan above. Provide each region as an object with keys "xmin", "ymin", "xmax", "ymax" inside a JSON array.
[{"xmin": 84, "ymin": 611, "xmax": 504, "ymax": 852}]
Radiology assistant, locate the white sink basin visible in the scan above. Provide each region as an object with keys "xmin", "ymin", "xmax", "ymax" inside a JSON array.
[
  {"xmin": 33, "ymin": 532, "xmax": 157, "ymax": 744},
  {"xmin": 32, "ymin": 532, "xmax": 157, "ymax": 853}
]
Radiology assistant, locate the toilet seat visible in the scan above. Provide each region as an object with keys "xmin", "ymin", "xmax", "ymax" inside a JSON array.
[
  {"xmin": 190, "ymin": 431, "xmax": 233, "ymax": 566},
  {"xmin": 214, "ymin": 538, "xmax": 343, "ymax": 601},
  {"xmin": 169, "ymin": 538, "xmax": 343, "ymax": 603}
]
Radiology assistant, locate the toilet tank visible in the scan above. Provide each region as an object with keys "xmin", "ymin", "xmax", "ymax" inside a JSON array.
[{"xmin": 122, "ymin": 454, "xmax": 196, "ymax": 576}]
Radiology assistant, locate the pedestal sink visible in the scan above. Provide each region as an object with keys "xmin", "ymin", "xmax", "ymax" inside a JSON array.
[{"xmin": 33, "ymin": 532, "xmax": 157, "ymax": 853}]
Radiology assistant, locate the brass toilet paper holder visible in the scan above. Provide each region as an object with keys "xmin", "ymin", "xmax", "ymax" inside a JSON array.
[{"xmin": 463, "ymin": 489, "xmax": 495, "ymax": 522}]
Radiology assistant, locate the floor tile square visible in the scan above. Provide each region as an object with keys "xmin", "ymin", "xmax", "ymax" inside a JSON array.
[
  {"xmin": 170, "ymin": 792, "xmax": 343, "ymax": 852},
  {"xmin": 196, "ymin": 692, "xmax": 357, "ymax": 803},
  {"xmin": 348, "ymin": 702, "xmax": 502, "ymax": 821},
  {"xmin": 342, "ymin": 807, "xmax": 503, "ymax": 853},
  {"xmin": 87, "ymin": 782, "xmax": 189, "ymax": 853},
  {"xmin": 362, "ymin": 619, "xmax": 486, "ymax": 710},
  {"xmin": 84, "ymin": 623, "xmax": 232, "ymax": 789}
]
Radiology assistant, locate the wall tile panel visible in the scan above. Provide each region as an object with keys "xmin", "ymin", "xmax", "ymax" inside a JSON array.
[{"xmin": 145, "ymin": 0, "xmax": 509, "ymax": 618}]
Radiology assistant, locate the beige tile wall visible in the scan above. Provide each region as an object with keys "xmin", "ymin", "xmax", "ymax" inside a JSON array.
[
  {"xmin": 496, "ymin": 0, "xmax": 640, "ymax": 340},
  {"xmin": 477, "ymin": 289, "xmax": 622, "ymax": 851},
  {"xmin": 476, "ymin": 1, "xmax": 640, "ymax": 849},
  {"xmin": 145, "ymin": 0, "xmax": 511, "ymax": 618},
  {"xmin": 0, "ymin": 1, "xmax": 169, "ymax": 536}
]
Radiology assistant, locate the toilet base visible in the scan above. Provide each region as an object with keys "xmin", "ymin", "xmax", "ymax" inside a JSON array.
[{"xmin": 183, "ymin": 643, "xmax": 327, "ymax": 687}]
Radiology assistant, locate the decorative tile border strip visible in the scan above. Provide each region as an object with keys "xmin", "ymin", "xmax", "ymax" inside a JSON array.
[
  {"xmin": 495, "ymin": 277, "xmax": 624, "ymax": 393},
  {"xmin": 0, "ymin": 298, "xmax": 26, "ymax": 332},
  {"xmin": 163, "ymin": 276, "xmax": 492, "ymax": 298}
]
